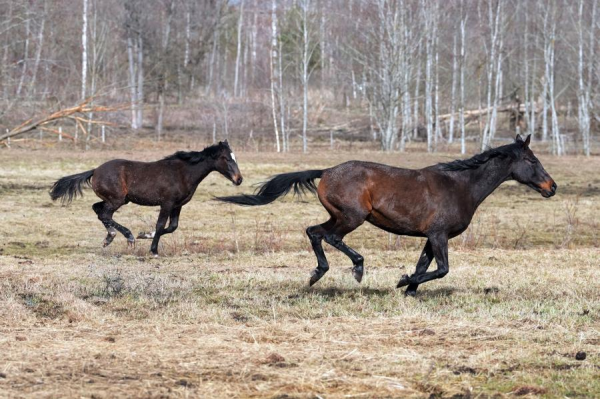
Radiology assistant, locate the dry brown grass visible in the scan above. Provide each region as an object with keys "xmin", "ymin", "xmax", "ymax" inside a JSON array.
[{"xmin": 0, "ymin": 148, "xmax": 598, "ymax": 398}]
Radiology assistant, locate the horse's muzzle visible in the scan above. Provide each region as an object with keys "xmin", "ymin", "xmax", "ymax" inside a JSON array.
[
  {"xmin": 234, "ymin": 176, "xmax": 243, "ymax": 186},
  {"xmin": 541, "ymin": 181, "xmax": 557, "ymax": 198}
]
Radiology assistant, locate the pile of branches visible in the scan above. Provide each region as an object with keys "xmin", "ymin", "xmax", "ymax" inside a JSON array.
[{"xmin": 0, "ymin": 98, "xmax": 128, "ymax": 143}]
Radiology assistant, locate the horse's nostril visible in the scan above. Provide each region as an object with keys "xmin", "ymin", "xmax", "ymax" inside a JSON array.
[{"xmin": 552, "ymin": 182, "xmax": 557, "ymax": 191}]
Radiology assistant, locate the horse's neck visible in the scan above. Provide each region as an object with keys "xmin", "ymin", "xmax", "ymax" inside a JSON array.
[
  {"xmin": 467, "ymin": 157, "xmax": 513, "ymax": 208},
  {"xmin": 186, "ymin": 160, "xmax": 215, "ymax": 185}
]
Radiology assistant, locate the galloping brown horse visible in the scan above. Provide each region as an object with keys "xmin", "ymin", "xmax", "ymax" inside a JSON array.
[
  {"xmin": 218, "ymin": 135, "xmax": 556, "ymax": 295},
  {"xmin": 50, "ymin": 141, "xmax": 242, "ymax": 256}
]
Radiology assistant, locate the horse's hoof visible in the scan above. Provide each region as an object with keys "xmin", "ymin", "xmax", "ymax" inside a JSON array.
[
  {"xmin": 137, "ymin": 231, "xmax": 155, "ymax": 239},
  {"xmin": 102, "ymin": 240, "xmax": 111, "ymax": 248},
  {"xmin": 309, "ymin": 270, "xmax": 323, "ymax": 287},
  {"xmin": 404, "ymin": 289, "xmax": 417, "ymax": 297},
  {"xmin": 127, "ymin": 239, "xmax": 135, "ymax": 248},
  {"xmin": 352, "ymin": 267, "xmax": 363, "ymax": 283},
  {"xmin": 396, "ymin": 274, "xmax": 411, "ymax": 288}
]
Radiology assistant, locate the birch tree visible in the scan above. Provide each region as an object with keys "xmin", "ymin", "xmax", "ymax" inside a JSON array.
[
  {"xmin": 269, "ymin": 0, "xmax": 281, "ymax": 152},
  {"xmin": 481, "ymin": 0, "xmax": 505, "ymax": 150},
  {"xmin": 81, "ymin": 0, "xmax": 88, "ymax": 101},
  {"xmin": 459, "ymin": 0, "xmax": 468, "ymax": 154},
  {"xmin": 577, "ymin": 0, "xmax": 596, "ymax": 156},
  {"xmin": 233, "ymin": 0, "xmax": 244, "ymax": 97},
  {"xmin": 156, "ymin": 0, "xmax": 175, "ymax": 141},
  {"xmin": 298, "ymin": 0, "xmax": 318, "ymax": 153},
  {"xmin": 541, "ymin": 1, "xmax": 562, "ymax": 155},
  {"xmin": 125, "ymin": 0, "xmax": 144, "ymax": 130}
]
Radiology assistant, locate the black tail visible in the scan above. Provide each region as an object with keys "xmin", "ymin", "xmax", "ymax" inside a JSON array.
[
  {"xmin": 49, "ymin": 169, "xmax": 95, "ymax": 204},
  {"xmin": 217, "ymin": 169, "xmax": 324, "ymax": 206}
]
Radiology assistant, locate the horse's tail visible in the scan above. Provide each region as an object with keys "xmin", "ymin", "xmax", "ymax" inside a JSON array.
[
  {"xmin": 49, "ymin": 169, "xmax": 95, "ymax": 204},
  {"xmin": 217, "ymin": 169, "xmax": 324, "ymax": 206}
]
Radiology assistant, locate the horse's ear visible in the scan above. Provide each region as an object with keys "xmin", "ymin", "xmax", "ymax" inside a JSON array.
[
  {"xmin": 524, "ymin": 134, "xmax": 531, "ymax": 149},
  {"xmin": 515, "ymin": 134, "xmax": 523, "ymax": 143}
]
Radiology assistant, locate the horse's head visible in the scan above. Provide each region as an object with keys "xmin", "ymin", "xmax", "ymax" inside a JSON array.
[
  {"xmin": 214, "ymin": 140, "xmax": 243, "ymax": 186},
  {"xmin": 511, "ymin": 134, "xmax": 557, "ymax": 198}
]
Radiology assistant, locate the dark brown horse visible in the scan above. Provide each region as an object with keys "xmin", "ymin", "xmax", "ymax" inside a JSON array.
[
  {"xmin": 50, "ymin": 141, "xmax": 242, "ymax": 256},
  {"xmin": 218, "ymin": 135, "xmax": 556, "ymax": 295}
]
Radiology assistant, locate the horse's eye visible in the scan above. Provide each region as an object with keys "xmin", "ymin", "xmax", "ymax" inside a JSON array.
[{"xmin": 526, "ymin": 158, "xmax": 537, "ymax": 164}]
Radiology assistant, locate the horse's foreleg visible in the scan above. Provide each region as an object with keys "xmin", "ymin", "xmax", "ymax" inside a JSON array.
[
  {"xmin": 398, "ymin": 235, "xmax": 448, "ymax": 289},
  {"xmin": 306, "ymin": 222, "xmax": 331, "ymax": 286},
  {"xmin": 138, "ymin": 207, "xmax": 182, "ymax": 239},
  {"xmin": 150, "ymin": 208, "xmax": 170, "ymax": 256},
  {"xmin": 163, "ymin": 207, "xmax": 182, "ymax": 234},
  {"xmin": 324, "ymin": 233, "xmax": 364, "ymax": 284},
  {"xmin": 398, "ymin": 240, "xmax": 434, "ymax": 296}
]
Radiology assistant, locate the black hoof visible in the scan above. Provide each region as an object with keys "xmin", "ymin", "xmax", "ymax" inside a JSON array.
[
  {"xmin": 397, "ymin": 274, "xmax": 411, "ymax": 288},
  {"xmin": 352, "ymin": 266, "xmax": 363, "ymax": 283},
  {"xmin": 404, "ymin": 289, "xmax": 417, "ymax": 297},
  {"xmin": 309, "ymin": 270, "xmax": 324, "ymax": 287}
]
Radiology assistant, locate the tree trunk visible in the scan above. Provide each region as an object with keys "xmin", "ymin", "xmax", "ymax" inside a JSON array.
[
  {"xmin": 81, "ymin": 0, "xmax": 88, "ymax": 100},
  {"xmin": 233, "ymin": 0, "xmax": 244, "ymax": 97}
]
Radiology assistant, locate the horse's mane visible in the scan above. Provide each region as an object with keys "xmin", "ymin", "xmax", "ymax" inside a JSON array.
[
  {"xmin": 437, "ymin": 142, "xmax": 522, "ymax": 171},
  {"xmin": 162, "ymin": 143, "xmax": 227, "ymax": 164}
]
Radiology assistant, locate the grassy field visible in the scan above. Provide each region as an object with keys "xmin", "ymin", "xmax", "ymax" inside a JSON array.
[{"xmin": 0, "ymin": 146, "xmax": 598, "ymax": 398}]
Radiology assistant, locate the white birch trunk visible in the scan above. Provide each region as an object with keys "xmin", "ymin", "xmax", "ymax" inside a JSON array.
[
  {"xmin": 29, "ymin": 2, "xmax": 46, "ymax": 97},
  {"xmin": 448, "ymin": 33, "xmax": 457, "ymax": 144},
  {"xmin": 300, "ymin": 0, "xmax": 311, "ymax": 153},
  {"xmin": 81, "ymin": 0, "xmax": 88, "ymax": 100},
  {"xmin": 16, "ymin": 17, "xmax": 30, "ymax": 97},
  {"xmin": 136, "ymin": 33, "xmax": 143, "ymax": 128},
  {"xmin": 233, "ymin": 0, "xmax": 244, "ymax": 97},
  {"xmin": 127, "ymin": 35, "xmax": 139, "ymax": 129},
  {"xmin": 459, "ymin": 0, "xmax": 467, "ymax": 154},
  {"xmin": 270, "ymin": 0, "xmax": 281, "ymax": 152}
]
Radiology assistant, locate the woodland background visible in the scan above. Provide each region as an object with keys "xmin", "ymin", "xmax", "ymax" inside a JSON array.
[{"xmin": 0, "ymin": 0, "xmax": 598, "ymax": 155}]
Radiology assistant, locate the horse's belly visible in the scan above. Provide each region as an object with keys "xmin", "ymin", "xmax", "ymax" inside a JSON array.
[{"xmin": 366, "ymin": 211, "xmax": 426, "ymax": 237}]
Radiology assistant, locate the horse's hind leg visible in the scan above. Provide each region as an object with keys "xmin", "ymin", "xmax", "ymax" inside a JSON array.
[
  {"xmin": 306, "ymin": 219, "xmax": 335, "ymax": 286},
  {"xmin": 93, "ymin": 201, "xmax": 134, "ymax": 247},
  {"xmin": 324, "ymin": 227, "xmax": 365, "ymax": 283},
  {"xmin": 93, "ymin": 202, "xmax": 117, "ymax": 247}
]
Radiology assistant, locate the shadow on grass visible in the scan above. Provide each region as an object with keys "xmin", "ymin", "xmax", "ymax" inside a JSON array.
[
  {"xmin": 415, "ymin": 287, "xmax": 457, "ymax": 298},
  {"xmin": 298, "ymin": 286, "xmax": 393, "ymax": 299}
]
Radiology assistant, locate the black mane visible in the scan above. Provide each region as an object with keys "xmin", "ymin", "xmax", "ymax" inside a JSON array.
[
  {"xmin": 437, "ymin": 142, "xmax": 522, "ymax": 171},
  {"xmin": 162, "ymin": 143, "xmax": 227, "ymax": 164}
]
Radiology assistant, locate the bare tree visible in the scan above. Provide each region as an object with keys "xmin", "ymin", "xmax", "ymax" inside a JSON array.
[
  {"xmin": 459, "ymin": 0, "xmax": 468, "ymax": 154},
  {"xmin": 577, "ymin": 0, "xmax": 596, "ymax": 156},
  {"xmin": 298, "ymin": 0, "xmax": 318, "ymax": 153},
  {"xmin": 481, "ymin": 0, "xmax": 505, "ymax": 150},
  {"xmin": 156, "ymin": 0, "xmax": 175, "ymax": 141},
  {"xmin": 269, "ymin": 0, "xmax": 281, "ymax": 152},
  {"xmin": 233, "ymin": 0, "xmax": 244, "ymax": 97},
  {"xmin": 81, "ymin": 0, "xmax": 88, "ymax": 101}
]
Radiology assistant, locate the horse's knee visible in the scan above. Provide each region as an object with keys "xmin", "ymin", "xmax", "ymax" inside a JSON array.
[{"xmin": 437, "ymin": 268, "xmax": 449, "ymax": 278}]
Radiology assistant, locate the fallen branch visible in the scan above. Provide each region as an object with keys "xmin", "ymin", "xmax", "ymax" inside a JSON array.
[{"xmin": 0, "ymin": 98, "xmax": 128, "ymax": 142}]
